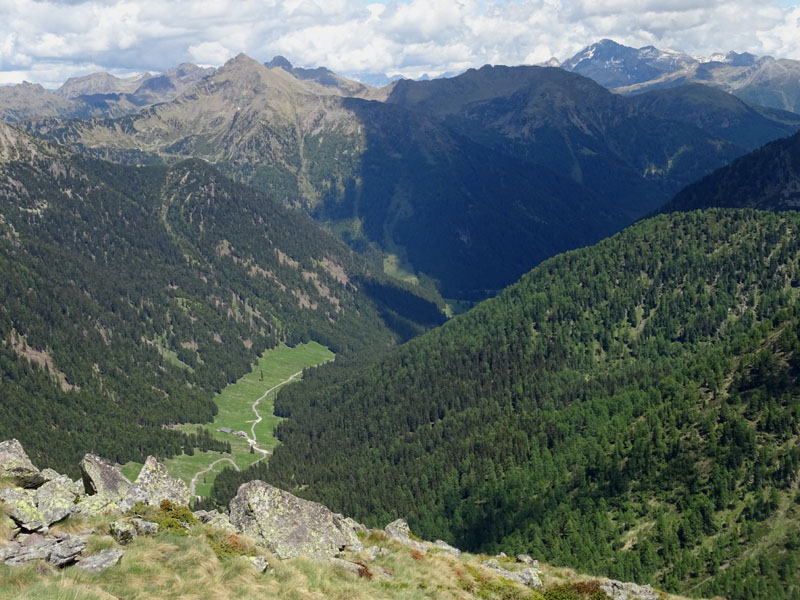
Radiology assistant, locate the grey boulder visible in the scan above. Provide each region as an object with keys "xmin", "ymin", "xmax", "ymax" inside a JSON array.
[
  {"xmin": 600, "ymin": 580, "xmax": 659, "ymax": 600},
  {"xmin": 481, "ymin": 559, "xmax": 542, "ymax": 589},
  {"xmin": 80, "ymin": 453, "xmax": 132, "ymax": 502},
  {"xmin": 0, "ymin": 439, "xmax": 45, "ymax": 488},
  {"xmin": 0, "ymin": 488, "xmax": 48, "ymax": 532},
  {"xmin": 384, "ymin": 518, "xmax": 428, "ymax": 554},
  {"xmin": 2, "ymin": 532, "xmax": 86, "ymax": 567},
  {"xmin": 35, "ymin": 477, "xmax": 81, "ymax": 526},
  {"xmin": 77, "ymin": 548, "xmax": 124, "ymax": 573},
  {"xmin": 122, "ymin": 456, "xmax": 190, "ymax": 509},
  {"xmin": 109, "ymin": 521, "xmax": 137, "ymax": 545},
  {"xmin": 228, "ymin": 480, "xmax": 361, "ymax": 560}
]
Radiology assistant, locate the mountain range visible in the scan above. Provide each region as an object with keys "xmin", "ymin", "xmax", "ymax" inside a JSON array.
[
  {"xmin": 561, "ymin": 39, "xmax": 800, "ymax": 113},
  {"xmin": 14, "ymin": 52, "xmax": 800, "ymax": 299},
  {"xmin": 4, "ymin": 39, "xmax": 800, "ymax": 600}
]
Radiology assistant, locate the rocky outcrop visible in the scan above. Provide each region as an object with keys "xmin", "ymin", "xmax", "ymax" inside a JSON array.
[
  {"xmin": 1, "ymin": 532, "xmax": 87, "ymax": 567},
  {"xmin": 122, "ymin": 456, "xmax": 190, "ymax": 509},
  {"xmin": 600, "ymin": 580, "xmax": 659, "ymax": 600},
  {"xmin": 0, "ymin": 439, "xmax": 45, "ymax": 488},
  {"xmin": 0, "ymin": 475, "xmax": 81, "ymax": 531},
  {"xmin": 228, "ymin": 481, "xmax": 362, "ymax": 560},
  {"xmin": 77, "ymin": 548, "xmax": 124, "ymax": 573},
  {"xmin": 35, "ymin": 476, "xmax": 81, "ymax": 525},
  {"xmin": 384, "ymin": 518, "xmax": 429, "ymax": 554},
  {"xmin": 0, "ymin": 488, "xmax": 48, "ymax": 531},
  {"xmin": 80, "ymin": 453, "xmax": 132, "ymax": 502},
  {"xmin": 72, "ymin": 494, "xmax": 122, "ymax": 518},
  {"xmin": 482, "ymin": 558, "xmax": 542, "ymax": 589}
]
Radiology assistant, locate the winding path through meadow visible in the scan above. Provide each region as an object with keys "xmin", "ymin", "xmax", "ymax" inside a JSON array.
[{"xmin": 189, "ymin": 369, "xmax": 305, "ymax": 498}]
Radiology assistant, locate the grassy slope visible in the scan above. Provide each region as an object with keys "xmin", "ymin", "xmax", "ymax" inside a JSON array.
[
  {"xmin": 122, "ymin": 342, "xmax": 333, "ymax": 495},
  {"xmin": 0, "ymin": 508, "xmax": 700, "ymax": 600}
]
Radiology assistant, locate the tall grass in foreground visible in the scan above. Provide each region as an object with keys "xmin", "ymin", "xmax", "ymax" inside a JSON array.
[{"xmin": 0, "ymin": 521, "xmax": 701, "ymax": 600}]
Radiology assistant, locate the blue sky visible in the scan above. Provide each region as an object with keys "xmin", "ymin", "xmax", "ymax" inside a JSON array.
[{"xmin": 1, "ymin": 0, "xmax": 799, "ymax": 87}]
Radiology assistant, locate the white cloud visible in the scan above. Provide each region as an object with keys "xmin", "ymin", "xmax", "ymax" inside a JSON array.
[
  {"xmin": 0, "ymin": 0, "xmax": 798, "ymax": 88},
  {"xmin": 188, "ymin": 41, "xmax": 232, "ymax": 66}
]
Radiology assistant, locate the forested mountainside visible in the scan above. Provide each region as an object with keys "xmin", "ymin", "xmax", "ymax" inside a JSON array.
[
  {"xmin": 662, "ymin": 130, "xmax": 800, "ymax": 213},
  {"xmin": 21, "ymin": 55, "xmax": 798, "ymax": 299},
  {"xmin": 263, "ymin": 210, "xmax": 800, "ymax": 599},
  {"xmin": 383, "ymin": 65, "xmax": 797, "ymax": 218},
  {"xmin": 0, "ymin": 121, "xmax": 443, "ymax": 476},
  {"xmin": 627, "ymin": 83, "xmax": 800, "ymax": 151}
]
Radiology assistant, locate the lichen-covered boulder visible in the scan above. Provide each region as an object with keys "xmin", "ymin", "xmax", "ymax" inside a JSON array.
[
  {"xmin": 228, "ymin": 481, "xmax": 361, "ymax": 560},
  {"xmin": 35, "ymin": 477, "xmax": 80, "ymax": 526},
  {"xmin": 194, "ymin": 509, "xmax": 236, "ymax": 532},
  {"xmin": 600, "ymin": 580, "xmax": 659, "ymax": 600},
  {"xmin": 481, "ymin": 559, "xmax": 542, "ymax": 589},
  {"xmin": 0, "ymin": 488, "xmax": 47, "ymax": 532},
  {"xmin": 384, "ymin": 518, "xmax": 428, "ymax": 554},
  {"xmin": 131, "ymin": 517, "xmax": 159, "ymax": 536},
  {"xmin": 0, "ymin": 440, "xmax": 45, "ymax": 488},
  {"xmin": 109, "ymin": 521, "xmax": 137, "ymax": 545},
  {"xmin": 122, "ymin": 456, "xmax": 190, "ymax": 509},
  {"xmin": 72, "ymin": 494, "xmax": 121, "ymax": 518},
  {"xmin": 77, "ymin": 548, "xmax": 123, "ymax": 573},
  {"xmin": 433, "ymin": 539, "xmax": 461, "ymax": 557},
  {"xmin": 80, "ymin": 454, "xmax": 132, "ymax": 501},
  {"xmin": 517, "ymin": 554, "xmax": 537, "ymax": 567}
]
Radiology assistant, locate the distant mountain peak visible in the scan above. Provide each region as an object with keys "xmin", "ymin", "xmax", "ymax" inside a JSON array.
[{"xmin": 266, "ymin": 55, "xmax": 294, "ymax": 71}]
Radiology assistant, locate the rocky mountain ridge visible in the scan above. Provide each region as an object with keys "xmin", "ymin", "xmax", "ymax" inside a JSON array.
[
  {"xmin": 562, "ymin": 39, "xmax": 800, "ymax": 113},
  {"xmin": 23, "ymin": 53, "xmax": 799, "ymax": 298},
  {"xmin": 0, "ymin": 438, "xmax": 685, "ymax": 600}
]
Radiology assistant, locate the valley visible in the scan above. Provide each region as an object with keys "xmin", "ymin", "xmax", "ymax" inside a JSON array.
[
  {"xmin": 3, "ymin": 26, "xmax": 800, "ymax": 599},
  {"xmin": 121, "ymin": 342, "xmax": 333, "ymax": 498}
]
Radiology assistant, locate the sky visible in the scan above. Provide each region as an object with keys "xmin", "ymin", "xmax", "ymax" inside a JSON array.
[{"xmin": 0, "ymin": 0, "xmax": 799, "ymax": 88}]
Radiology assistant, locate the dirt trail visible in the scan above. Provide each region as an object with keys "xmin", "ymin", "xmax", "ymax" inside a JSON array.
[{"xmin": 190, "ymin": 457, "xmax": 239, "ymax": 498}]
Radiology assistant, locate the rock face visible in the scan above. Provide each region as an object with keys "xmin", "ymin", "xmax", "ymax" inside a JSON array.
[
  {"xmin": 0, "ymin": 439, "xmax": 45, "ymax": 488},
  {"xmin": 80, "ymin": 453, "xmax": 132, "ymax": 502},
  {"xmin": 228, "ymin": 481, "xmax": 361, "ymax": 560},
  {"xmin": 123, "ymin": 456, "xmax": 191, "ymax": 508}
]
